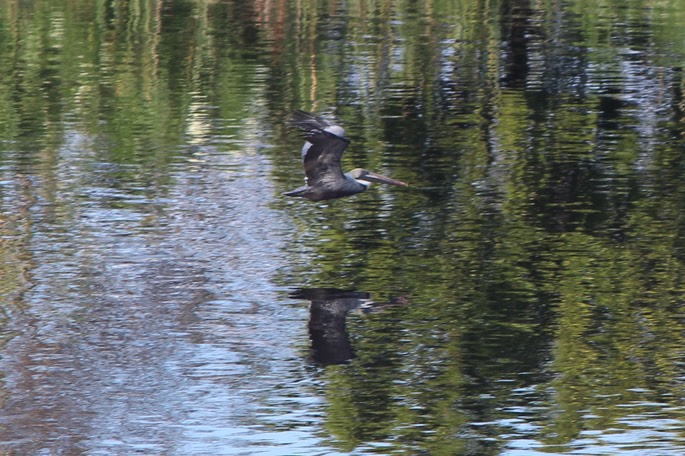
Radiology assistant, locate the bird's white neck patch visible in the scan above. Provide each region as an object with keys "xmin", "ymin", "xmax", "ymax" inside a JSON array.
[{"xmin": 325, "ymin": 125, "xmax": 345, "ymax": 138}]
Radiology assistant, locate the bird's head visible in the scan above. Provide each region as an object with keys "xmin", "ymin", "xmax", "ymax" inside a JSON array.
[{"xmin": 347, "ymin": 168, "xmax": 408, "ymax": 187}]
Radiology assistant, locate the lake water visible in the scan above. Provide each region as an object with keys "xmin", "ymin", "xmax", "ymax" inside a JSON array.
[{"xmin": 2, "ymin": 1, "xmax": 685, "ymax": 455}]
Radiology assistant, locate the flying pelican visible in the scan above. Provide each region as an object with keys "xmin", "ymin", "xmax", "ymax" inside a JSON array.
[{"xmin": 284, "ymin": 109, "xmax": 407, "ymax": 201}]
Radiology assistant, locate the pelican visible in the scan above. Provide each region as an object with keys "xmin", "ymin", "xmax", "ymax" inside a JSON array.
[{"xmin": 284, "ymin": 109, "xmax": 407, "ymax": 201}]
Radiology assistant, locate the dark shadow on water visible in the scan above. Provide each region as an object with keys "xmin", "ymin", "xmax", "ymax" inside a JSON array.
[{"xmin": 289, "ymin": 288, "xmax": 409, "ymax": 365}]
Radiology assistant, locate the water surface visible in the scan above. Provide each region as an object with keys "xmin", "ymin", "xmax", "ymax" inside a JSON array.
[{"xmin": 1, "ymin": 1, "xmax": 685, "ymax": 455}]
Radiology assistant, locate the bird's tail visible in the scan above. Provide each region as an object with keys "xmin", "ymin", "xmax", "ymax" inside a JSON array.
[{"xmin": 282, "ymin": 185, "xmax": 310, "ymax": 198}]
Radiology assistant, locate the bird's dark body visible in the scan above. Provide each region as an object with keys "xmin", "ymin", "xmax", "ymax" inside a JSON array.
[
  {"xmin": 283, "ymin": 181, "xmax": 367, "ymax": 201},
  {"xmin": 285, "ymin": 110, "xmax": 406, "ymax": 201},
  {"xmin": 283, "ymin": 127, "xmax": 368, "ymax": 201}
]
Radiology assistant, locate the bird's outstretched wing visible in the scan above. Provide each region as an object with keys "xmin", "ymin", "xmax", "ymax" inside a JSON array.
[
  {"xmin": 287, "ymin": 109, "xmax": 331, "ymax": 132},
  {"xmin": 302, "ymin": 129, "xmax": 350, "ymax": 187}
]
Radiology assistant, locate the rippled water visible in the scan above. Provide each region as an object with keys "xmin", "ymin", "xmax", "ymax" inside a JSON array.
[{"xmin": 2, "ymin": 0, "xmax": 685, "ymax": 455}]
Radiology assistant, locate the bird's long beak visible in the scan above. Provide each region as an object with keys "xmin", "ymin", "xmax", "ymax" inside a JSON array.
[{"xmin": 362, "ymin": 171, "xmax": 408, "ymax": 187}]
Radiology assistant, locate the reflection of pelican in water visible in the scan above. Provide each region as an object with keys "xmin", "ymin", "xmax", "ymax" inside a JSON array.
[
  {"xmin": 289, "ymin": 288, "xmax": 409, "ymax": 365},
  {"xmin": 284, "ymin": 110, "xmax": 407, "ymax": 201}
]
